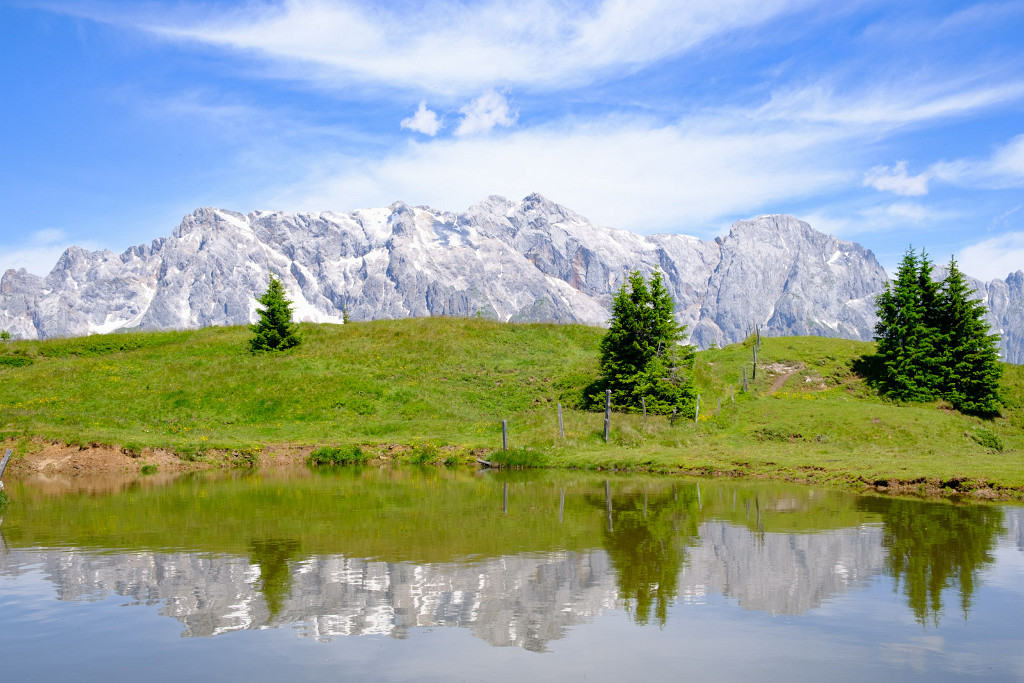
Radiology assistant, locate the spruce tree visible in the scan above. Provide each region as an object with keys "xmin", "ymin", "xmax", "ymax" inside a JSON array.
[
  {"xmin": 872, "ymin": 248, "xmax": 1003, "ymax": 416},
  {"xmin": 249, "ymin": 275, "xmax": 301, "ymax": 353},
  {"xmin": 938, "ymin": 258, "xmax": 1002, "ymax": 415},
  {"xmin": 916, "ymin": 251, "xmax": 945, "ymax": 392},
  {"xmin": 874, "ymin": 248, "xmax": 935, "ymax": 401},
  {"xmin": 595, "ymin": 271, "xmax": 696, "ymax": 414}
]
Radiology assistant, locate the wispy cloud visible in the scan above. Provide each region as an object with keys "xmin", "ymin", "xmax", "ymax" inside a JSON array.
[
  {"xmin": 271, "ymin": 113, "xmax": 853, "ymax": 232},
  {"xmin": 864, "ymin": 161, "xmax": 931, "ymax": 196},
  {"xmin": 959, "ymin": 231, "xmax": 1024, "ymax": 280},
  {"xmin": 400, "ymin": 101, "xmax": 442, "ymax": 136},
  {"xmin": 757, "ymin": 79, "xmax": 1024, "ymax": 127},
  {"xmin": 78, "ymin": 0, "xmax": 820, "ymax": 95},
  {"xmin": 931, "ymin": 134, "xmax": 1024, "ymax": 189}
]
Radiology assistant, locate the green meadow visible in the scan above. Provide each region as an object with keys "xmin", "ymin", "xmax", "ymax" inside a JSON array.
[{"xmin": 1, "ymin": 317, "xmax": 1022, "ymax": 495}]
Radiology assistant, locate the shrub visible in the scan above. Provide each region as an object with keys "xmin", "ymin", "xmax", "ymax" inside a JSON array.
[
  {"xmin": 0, "ymin": 356, "xmax": 32, "ymax": 367},
  {"xmin": 970, "ymin": 428, "xmax": 1004, "ymax": 452},
  {"xmin": 308, "ymin": 445, "xmax": 368, "ymax": 466},
  {"xmin": 405, "ymin": 442, "xmax": 439, "ymax": 465},
  {"xmin": 488, "ymin": 448, "xmax": 547, "ymax": 469}
]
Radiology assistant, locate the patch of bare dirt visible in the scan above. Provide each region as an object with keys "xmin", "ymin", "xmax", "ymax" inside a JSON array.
[{"xmin": 6, "ymin": 440, "xmax": 210, "ymax": 476}]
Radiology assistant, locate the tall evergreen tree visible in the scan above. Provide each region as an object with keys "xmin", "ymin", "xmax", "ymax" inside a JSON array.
[
  {"xmin": 249, "ymin": 275, "xmax": 301, "ymax": 353},
  {"xmin": 938, "ymin": 258, "xmax": 1002, "ymax": 415},
  {"xmin": 916, "ymin": 251, "xmax": 945, "ymax": 391},
  {"xmin": 595, "ymin": 271, "xmax": 696, "ymax": 414},
  {"xmin": 872, "ymin": 248, "xmax": 1003, "ymax": 416},
  {"xmin": 874, "ymin": 248, "xmax": 936, "ymax": 401}
]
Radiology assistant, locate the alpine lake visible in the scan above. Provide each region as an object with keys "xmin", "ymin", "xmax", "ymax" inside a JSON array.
[{"xmin": 2, "ymin": 466, "xmax": 1023, "ymax": 681}]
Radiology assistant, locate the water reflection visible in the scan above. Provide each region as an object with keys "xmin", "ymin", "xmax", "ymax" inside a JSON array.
[
  {"xmin": 858, "ymin": 497, "xmax": 1005, "ymax": 625},
  {"xmin": 0, "ymin": 469, "xmax": 1017, "ymax": 651},
  {"xmin": 599, "ymin": 483, "xmax": 699, "ymax": 625}
]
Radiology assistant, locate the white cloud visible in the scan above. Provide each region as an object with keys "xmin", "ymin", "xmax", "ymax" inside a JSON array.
[
  {"xmin": 400, "ymin": 101, "xmax": 442, "ymax": 136},
  {"xmin": 455, "ymin": 91, "xmax": 516, "ymax": 136},
  {"xmin": 864, "ymin": 161, "xmax": 931, "ymax": 196},
  {"xmin": 959, "ymin": 232, "xmax": 1024, "ymax": 280},
  {"xmin": 104, "ymin": 0, "xmax": 818, "ymax": 95}
]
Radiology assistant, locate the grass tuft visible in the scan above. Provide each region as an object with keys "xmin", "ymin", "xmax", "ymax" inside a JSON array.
[
  {"xmin": 308, "ymin": 445, "xmax": 368, "ymax": 466},
  {"xmin": 489, "ymin": 448, "xmax": 548, "ymax": 469}
]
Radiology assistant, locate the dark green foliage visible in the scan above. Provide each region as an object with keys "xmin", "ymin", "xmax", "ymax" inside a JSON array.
[
  {"xmin": 872, "ymin": 249, "xmax": 1002, "ymax": 416},
  {"xmin": 249, "ymin": 275, "xmax": 301, "ymax": 353},
  {"xmin": 591, "ymin": 271, "xmax": 696, "ymax": 414},
  {"xmin": 874, "ymin": 248, "xmax": 939, "ymax": 401},
  {"xmin": 0, "ymin": 356, "xmax": 32, "ymax": 367},
  {"xmin": 938, "ymin": 259, "xmax": 1003, "ymax": 416},
  {"xmin": 308, "ymin": 445, "xmax": 368, "ymax": 465},
  {"xmin": 1, "ymin": 330, "xmax": 10, "ymax": 341},
  {"xmin": 969, "ymin": 428, "xmax": 1004, "ymax": 452},
  {"xmin": 0, "ymin": 489, "xmax": 9, "ymax": 510},
  {"xmin": 36, "ymin": 334, "xmax": 147, "ymax": 357}
]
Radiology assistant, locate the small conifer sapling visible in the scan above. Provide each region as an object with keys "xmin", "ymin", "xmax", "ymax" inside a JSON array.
[{"xmin": 249, "ymin": 275, "xmax": 301, "ymax": 352}]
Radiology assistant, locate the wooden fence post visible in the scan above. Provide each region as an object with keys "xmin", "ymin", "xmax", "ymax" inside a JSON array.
[
  {"xmin": 557, "ymin": 403, "xmax": 564, "ymax": 439},
  {"xmin": 695, "ymin": 394, "xmax": 701, "ymax": 423},
  {"xmin": 0, "ymin": 448, "xmax": 12, "ymax": 481},
  {"xmin": 502, "ymin": 420, "xmax": 508, "ymax": 452},
  {"xmin": 641, "ymin": 396, "xmax": 647, "ymax": 422},
  {"xmin": 604, "ymin": 390, "xmax": 611, "ymax": 443}
]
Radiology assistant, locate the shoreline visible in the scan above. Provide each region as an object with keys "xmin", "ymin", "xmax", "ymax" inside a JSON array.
[{"xmin": 4, "ymin": 439, "xmax": 1021, "ymax": 503}]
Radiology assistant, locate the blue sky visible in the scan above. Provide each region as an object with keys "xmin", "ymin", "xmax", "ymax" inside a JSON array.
[{"xmin": 2, "ymin": 0, "xmax": 1023, "ymax": 281}]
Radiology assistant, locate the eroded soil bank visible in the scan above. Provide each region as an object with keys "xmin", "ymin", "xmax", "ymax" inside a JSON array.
[{"xmin": 2, "ymin": 440, "xmax": 1021, "ymax": 502}]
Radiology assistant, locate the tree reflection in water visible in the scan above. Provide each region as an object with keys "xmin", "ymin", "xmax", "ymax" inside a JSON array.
[
  {"xmin": 596, "ymin": 483, "xmax": 700, "ymax": 626},
  {"xmin": 250, "ymin": 538, "xmax": 302, "ymax": 619},
  {"xmin": 858, "ymin": 497, "xmax": 1004, "ymax": 626}
]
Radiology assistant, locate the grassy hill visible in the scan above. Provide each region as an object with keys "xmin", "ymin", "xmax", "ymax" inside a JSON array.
[{"xmin": 1, "ymin": 317, "xmax": 1022, "ymax": 496}]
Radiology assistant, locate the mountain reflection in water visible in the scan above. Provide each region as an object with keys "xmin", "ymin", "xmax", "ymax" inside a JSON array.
[{"xmin": 0, "ymin": 468, "xmax": 1014, "ymax": 651}]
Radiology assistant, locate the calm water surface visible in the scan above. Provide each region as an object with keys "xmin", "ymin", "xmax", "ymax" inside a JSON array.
[{"xmin": 1, "ymin": 467, "xmax": 1023, "ymax": 681}]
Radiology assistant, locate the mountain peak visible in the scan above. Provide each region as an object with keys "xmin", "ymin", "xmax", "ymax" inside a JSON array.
[{"xmin": 0, "ymin": 197, "xmax": 1019, "ymax": 362}]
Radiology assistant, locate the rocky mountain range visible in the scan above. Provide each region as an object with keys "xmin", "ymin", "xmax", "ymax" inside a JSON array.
[{"xmin": 1, "ymin": 193, "xmax": 1021, "ymax": 361}]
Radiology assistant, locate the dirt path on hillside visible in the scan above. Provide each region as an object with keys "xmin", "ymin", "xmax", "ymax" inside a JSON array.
[{"xmin": 763, "ymin": 362, "xmax": 804, "ymax": 393}]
